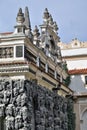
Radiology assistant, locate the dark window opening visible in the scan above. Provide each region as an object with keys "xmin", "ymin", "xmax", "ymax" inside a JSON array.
[
  {"xmin": 85, "ymin": 76, "xmax": 87, "ymax": 84},
  {"xmin": 57, "ymin": 73, "xmax": 60, "ymax": 80},
  {"xmin": 39, "ymin": 60, "xmax": 45, "ymax": 71},
  {"xmin": 48, "ymin": 67, "xmax": 54, "ymax": 77},
  {"xmin": 24, "ymin": 47, "xmax": 36, "ymax": 64},
  {"xmin": 18, "ymin": 28, "xmax": 22, "ymax": 33},
  {"xmin": 16, "ymin": 46, "xmax": 23, "ymax": 57}
]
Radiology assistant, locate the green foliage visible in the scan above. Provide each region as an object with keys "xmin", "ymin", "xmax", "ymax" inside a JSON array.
[
  {"xmin": 67, "ymin": 99, "xmax": 76, "ymax": 130},
  {"xmin": 62, "ymin": 61, "xmax": 71, "ymax": 86},
  {"xmin": 64, "ymin": 75, "xmax": 71, "ymax": 86},
  {"xmin": 62, "ymin": 61, "xmax": 68, "ymax": 72}
]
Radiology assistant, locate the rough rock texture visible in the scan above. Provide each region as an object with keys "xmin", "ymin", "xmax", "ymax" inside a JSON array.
[{"xmin": 0, "ymin": 79, "xmax": 71, "ymax": 130}]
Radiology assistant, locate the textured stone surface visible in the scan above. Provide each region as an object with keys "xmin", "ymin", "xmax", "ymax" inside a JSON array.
[{"xmin": 0, "ymin": 79, "xmax": 70, "ymax": 130}]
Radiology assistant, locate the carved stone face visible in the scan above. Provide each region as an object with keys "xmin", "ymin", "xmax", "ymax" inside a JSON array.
[
  {"xmin": 38, "ymin": 96, "xmax": 45, "ymax": 107},
  {"xmin": 15, "ymin": 115, "xmax": 22, "ymax": 129},
  {"xmin": 21, "ymin": 106, "xmax": 28, "ymax": 121},
  {"xmin": 16, "ymin": 95, "xmax": 21, "ymax": 106},
  {"xmin": 6, "ymin": 104, "xmax": 13, "ymax": 116},
  {"xmin": 5, "ymin": 116, "xmax": 14, "ymax": 129},
  {"xmin": 14, "ymin": 87, "xmax": 18, "ymax": 97},
  {"xmin": 5, "ymin": 81, "xmax": 11, "ymax": 90},
  {"xmin": 21, "ymin": 93, "xmax": 27, "ymax": 106}
]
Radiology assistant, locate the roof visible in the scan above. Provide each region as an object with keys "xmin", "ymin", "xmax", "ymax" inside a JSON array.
[
  {"xmin": 68, "ymin": 68, "xmax": 87, "ymax": 75},
  {"xmin": 0, "ymin": 32, "xmax": 13, "ymax": 35}
]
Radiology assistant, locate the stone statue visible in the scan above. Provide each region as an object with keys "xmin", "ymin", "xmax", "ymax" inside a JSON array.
[
  {"xmin": 13, "ymin": 87, "xmax": 19, "ymax": 97},
  {"xmin": 20, "ymin": 106, "xmax": 28, "ymax": 121},
  {"xmin": 16, "ymin": 94, "xmax": 21, "ymax": 106},
  {"xmin": 15, "ymin": 115, "xmax": 22, "ymax": 129},
  {"xmin": 21, "ymin": 93, "xmax": 27, "ymax": 107},
  {"xmin": 4, "ymin": 80, "xmax": 12, "ymax": 104},
  {"xmin": 5, "ymin": 116, "xmax": 14, "ymax": 130},
  {"xmin": 5, "ymin": 104, "xmax": 14, "ymax": 130}
]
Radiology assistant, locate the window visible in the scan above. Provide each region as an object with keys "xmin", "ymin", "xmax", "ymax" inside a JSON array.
[
  {"xmin": 18, "ymin": 27, "xmax": 22, "ymax": 33},
  {"xmin": 16, "ymin": 46, "xmax": 23, "ymax": 57},
  {"xmin": 24, "ymin": 47, "xmax": 36, "ymax": 64},
  {"xmin": 85, "ymin": 76, "xmax": 87, "ymax": 84}
]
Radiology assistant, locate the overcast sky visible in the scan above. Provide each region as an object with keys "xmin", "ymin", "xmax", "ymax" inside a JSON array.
[{"xmin": 0, "ymin": 0, "xmax": 87, "ymax": 43}]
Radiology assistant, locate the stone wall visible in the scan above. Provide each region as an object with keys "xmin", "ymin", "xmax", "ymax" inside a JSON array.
[{"xmin": 0, "ymin": 79, "xmax": 74, "ymax": 130}]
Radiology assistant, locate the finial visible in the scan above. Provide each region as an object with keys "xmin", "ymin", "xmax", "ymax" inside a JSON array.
[
  {"xmin": 43, "ymin": 8, "xmax": 49, "ymax": 19},
  {"xmin": 33, "ymin": 25, "xmax": 40, "ymax": 47},
  {"xmin": 49, "ymin": 14, "xmax": 54, "ymax": 26},
  {"xmin": 33, "ymin": 25, "xmax": 40, "ymax": 37},
  {"xmin": 16, "ymin": 8, "xmax": 25, "ymax": 24},
  {"xmin": 53, "ymin": 21, "xmax": 58, "ymax": 32},
  {"xmin": 43, "ymin": 8, "xmax": 50, "ymax": 24}
]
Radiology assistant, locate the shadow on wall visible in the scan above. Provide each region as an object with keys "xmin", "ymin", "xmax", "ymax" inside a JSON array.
[
  {"xmin": 69, "ymin": 75, "xmax": 87, "ymax": 93},
  {"xmin": 80, "ymin": 108, "xmax": 87, "ymax": 130}
]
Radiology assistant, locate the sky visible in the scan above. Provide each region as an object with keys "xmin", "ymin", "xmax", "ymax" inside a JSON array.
[{"xmin": 0, "ymin": 0, "xmax": 87, "ymax": 43}]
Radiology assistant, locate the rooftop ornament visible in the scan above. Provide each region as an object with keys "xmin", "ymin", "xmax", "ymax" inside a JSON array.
[
  {"xmin": 33, "ymin": 25, "xmax": 40, "ymax": 38},
  {"xmin": 16, "ymin": 8, "xmax": 25, "ymax": 24},
  {"xmin": 53, "ymin": 21, "xmax": 58, "ymax": 33},
  {"xmin": 49, "ymin": 14, "xmax": 54, "ymax": 26},
  {"xmin": 43, "ymin": 8, "xmax": 50, "ymax": 24}
]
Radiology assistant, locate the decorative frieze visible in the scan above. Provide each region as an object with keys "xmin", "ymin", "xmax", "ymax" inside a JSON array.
[{"xmin": 0, "ymin": 47, "xmax": 13, "ymax": 58}]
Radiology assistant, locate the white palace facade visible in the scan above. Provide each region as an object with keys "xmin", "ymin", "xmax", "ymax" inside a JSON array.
[{"xmin": 59, "ymin": 39, "xmax": 87, "ymax": 130}]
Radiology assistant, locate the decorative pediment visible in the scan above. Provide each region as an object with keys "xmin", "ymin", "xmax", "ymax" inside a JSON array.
[{"xmin": 71, "ymin": 38, "xmax": 81, "ymax": 48}]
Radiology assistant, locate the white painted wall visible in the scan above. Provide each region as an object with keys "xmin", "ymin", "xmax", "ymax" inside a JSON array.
[
  {"xmin": 60, "ymin": 47, "xmax": 87, "ymax": 93},
  {"xmin": 67, "ymin": 60, "xmax": 87, "ymax": 70},
  {"xmin": 69, "ymin": 75, "xmax": 87, "ymax": 93},
  {"xmin": 61, "ymin": 48, "xmax": 87, "ymax": 57}
]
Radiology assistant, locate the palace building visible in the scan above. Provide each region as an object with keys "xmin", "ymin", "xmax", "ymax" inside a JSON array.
[
  {"xmin": 59, "ymin": 39, "xmax": 87, "ymax": 130},
  {"xmin": 0, "ymin": 7, "xmax": 72, "ymax": 96},
  {"xmin": 0, "ymin": 7, "xmax": 74, "ymax": 130}
]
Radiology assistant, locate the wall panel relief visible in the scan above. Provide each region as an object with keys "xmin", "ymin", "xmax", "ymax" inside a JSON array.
[{"xmin": 0, "ymin": 47, "xmax": 13, "ymax": 58}]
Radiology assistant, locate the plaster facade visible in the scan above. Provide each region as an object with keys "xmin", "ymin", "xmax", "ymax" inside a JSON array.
[{"xmin": 59, "ymin": 39, "xmax": 87, "ymax": 130}]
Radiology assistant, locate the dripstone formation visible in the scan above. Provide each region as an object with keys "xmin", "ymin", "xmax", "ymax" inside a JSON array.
[{"xmin": 0, "ymin": 79, "xmax": 72, "ymax": 130}]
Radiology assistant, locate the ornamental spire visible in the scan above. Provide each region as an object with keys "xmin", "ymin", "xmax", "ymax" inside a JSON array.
[
  {"xmin": 33, "ymin": 25, "xmax": 40, "ymax": 47},
  {"xmin": 43, "ymin": 8, "xmax": 50, "ymax": 24},
  {"xmin": 24, "ymin": 6, "xmax": 32, "ymax": 39},
  {"xmin": 24, "ymin": 6, "xmax": 31, "ymax": 31},
  {"xmin": 49, "ymin": 14, "xmax": 54, "ymax": 26},
  {"xmin": 53, "ymin": 21, "xmax": 58, "ymax": 34},
  {"xmin": 16, "ymin": 8, "xmax": 25, "ymax": 24},
  {"xmin": 14, "ymin": 8, "xmax": 25, "ymax": 34}
]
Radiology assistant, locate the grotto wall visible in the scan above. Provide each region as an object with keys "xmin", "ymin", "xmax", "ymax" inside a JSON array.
[{"xmin": 0, "ymin": 79, "xmax": 74, "ymax": 130}]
